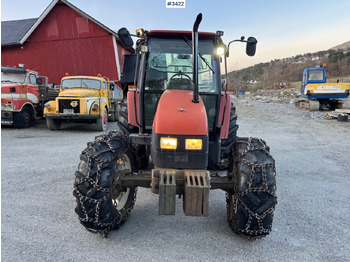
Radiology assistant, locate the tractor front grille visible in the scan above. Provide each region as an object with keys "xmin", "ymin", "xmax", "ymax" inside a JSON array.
[{"xmin": 58, "ymin": 99, "xmax": 80, "ymax": 113}]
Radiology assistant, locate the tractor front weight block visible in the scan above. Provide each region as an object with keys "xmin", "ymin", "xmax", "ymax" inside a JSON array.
[
  {"xmin": 158, "ymin": 171, "xmax": 176, "ymax": 215},
  {"xmin": 151, "ymin": 169, "xmax": 210, "ymax": 217}
]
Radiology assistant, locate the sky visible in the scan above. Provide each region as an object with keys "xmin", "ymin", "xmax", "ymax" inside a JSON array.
[{"xmin": 1, "ymin": 0, "xmax": 350, "ymax": 71}]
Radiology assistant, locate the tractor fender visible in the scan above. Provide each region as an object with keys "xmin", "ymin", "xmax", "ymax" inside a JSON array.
[{"xmin": 153, "ymin": 90, "xmax": 208, "ymax": 136}]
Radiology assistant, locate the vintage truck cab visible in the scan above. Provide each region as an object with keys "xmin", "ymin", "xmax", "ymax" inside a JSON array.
[
  {"xmin": 1, "ymin": 66, "xmax": 57, "ymax": 128},
  {"xmin": 44, "ymin": 75, "xmax": 122, "ymax": 131}
]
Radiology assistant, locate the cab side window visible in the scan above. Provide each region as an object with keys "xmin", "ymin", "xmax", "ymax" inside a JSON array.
[
  {"xmin": 28, "ymin": 74, "xmax": 37, "ymax": 85},
  {"xmin": 103, "ymin": 81, "xmax": 107, "ymax": 90}
]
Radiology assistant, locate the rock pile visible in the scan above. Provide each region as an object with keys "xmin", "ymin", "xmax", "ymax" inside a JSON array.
[{"xmin": 241, "ymin": 88, "xmax": 300, "ymax": 103}]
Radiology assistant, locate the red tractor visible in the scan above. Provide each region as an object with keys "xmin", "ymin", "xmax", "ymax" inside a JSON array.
[{"xmin": 73, "ymin": 14, "xmax": 277, "ymax": 239}]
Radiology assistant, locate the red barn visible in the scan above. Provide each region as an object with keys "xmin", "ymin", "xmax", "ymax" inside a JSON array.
[{"xmin": 1, "ymin": 0, "xmax": 133, "ymax": 85}]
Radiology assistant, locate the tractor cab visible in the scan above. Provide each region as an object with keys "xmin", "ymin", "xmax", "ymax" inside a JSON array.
[
  {"xmin": 118, "ymin": 22, "xmax": 257, "ymax": 169},
  {"xmin": 124, "ymin": 31, "xmax": 223, "ymax": 131},
  {"xmin": 141, "ymin": 31, "xmax": 220, "ymax": 133}
]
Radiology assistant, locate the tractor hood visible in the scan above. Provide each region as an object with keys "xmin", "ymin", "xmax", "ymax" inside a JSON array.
[
  {"xmin": 59, "ymin": 89, "xmax": 100, "ymax": 98},
  {"xmin": 153, "ymin": 89, "xmax": 208, "ymax": 136}
]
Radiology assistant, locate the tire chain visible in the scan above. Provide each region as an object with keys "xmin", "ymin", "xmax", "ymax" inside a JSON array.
[
  {"xmin": 73, "ymin": 131, "xmax": 137, "ymax": 237},
  {"xmin": 227, "ymin": 137, "xmax": 277, "ymax": 240}
]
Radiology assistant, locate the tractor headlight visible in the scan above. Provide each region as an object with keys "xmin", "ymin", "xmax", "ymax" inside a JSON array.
[
  {"xmin": 160, "ymin": 137, "xmax": 177, "ymax": 150},
  {"xmin": 185, "ymin": 139, "xmax": 203, "ymax": 150},
  {"xmin": 216, "ymin": 45, "xmax": 226, "ymax": 56},
  {"xmin": 44, "ymin": 102, "xmax": 51, "ymax": 109}
]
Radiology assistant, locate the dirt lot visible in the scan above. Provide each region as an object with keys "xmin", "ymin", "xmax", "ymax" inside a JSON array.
[{"xmin": 1, "ymin": 100, "xmax": 350, "ymax": 262}]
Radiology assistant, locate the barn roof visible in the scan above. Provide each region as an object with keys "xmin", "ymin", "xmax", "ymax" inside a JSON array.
[
  {"xmin": 1, "ymin": 18, "xmax": 37, "ymax": 46},
  {"xmin": 1, "ymin": 0, "xmax": 120, "ymax": 47}
]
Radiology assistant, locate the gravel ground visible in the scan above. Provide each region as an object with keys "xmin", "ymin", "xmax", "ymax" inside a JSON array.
[
  {"xmin": 239, "ymin": 98, "xmax": 331, "ymax": 121},
  {"xmin": 1, "ymin": 101, "xmax": 350, "ymax": 262}
]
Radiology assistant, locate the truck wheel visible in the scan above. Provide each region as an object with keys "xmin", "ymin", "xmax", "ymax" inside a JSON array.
[
  {"xmin": 96, "ymin": 107, "xmax": 108, "ymax": 131},
  {"xmin": 73, "ymin": 131, "xmax": 137, "ymax": 236},
  {"xmin": 118, "ymin": 101, "xmax": 149, "ymax": 169},
  {"xmin": 13, "ymin": 106, "xmax": 33, "ymax": 128},
  {"xmin": 221, "ymin": 105, "xmax": 238, "ymax": 158},
  {"xmin": 46, "ymin": 117, "xmax": 61, "ymax": 130},
  {"xmin": 226, "ymin": 137, "xmax": 277, "ymax": 239},
  {"xmin": 108, "ymin": 104, "xmax": 118, "ymax": 122}
]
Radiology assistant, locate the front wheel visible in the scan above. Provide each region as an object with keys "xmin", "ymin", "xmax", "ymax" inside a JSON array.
[
  {"xmin": 13, "ymin": 106, "xmax": 33, "ymax": 128},
  {"xmin": 73, "ymin": 131, "xmax": 137, "ymax": 236},
  {"xmin": 46, "ymin": 117, "xmax": 61, "ymax": 130},
  {"xmin": 226, "ymin": 137, "xmax": 277, "ymax": 239},
  {"xmin": 96, "ymin": 107, "xmax": 108, "ymax": 131}
]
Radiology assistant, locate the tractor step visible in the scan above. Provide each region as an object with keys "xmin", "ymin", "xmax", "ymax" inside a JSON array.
[{"xmin": 183, "ymin": 171, "xmax": 210, "ymax": 217}]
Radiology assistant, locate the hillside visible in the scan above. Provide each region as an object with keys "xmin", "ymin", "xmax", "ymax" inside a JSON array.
[
  {"xmin": 330, "ymin": 40, "xmax": 350, "ymax": 50},
  {"xmin": 227, "ymin": 41, "xmax": 350, "ymax": 93}
]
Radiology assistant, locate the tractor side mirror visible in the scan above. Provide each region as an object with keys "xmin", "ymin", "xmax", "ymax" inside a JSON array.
[
  {"xmin": 118, "ymin": 27, "xmax": 134, "ymax": 49},
  {"xmin": 246, "ymin": 37, "xmax": 257, "ymax": 56}
]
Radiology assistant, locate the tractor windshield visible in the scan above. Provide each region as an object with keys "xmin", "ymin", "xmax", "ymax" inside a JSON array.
[
  {"xmin": 142, "ymin": 37, "xmax": 219, "ymax": 131},
  {"xmin": 144, "ymin": 38, "xmax": 217, "ymax": 93}
]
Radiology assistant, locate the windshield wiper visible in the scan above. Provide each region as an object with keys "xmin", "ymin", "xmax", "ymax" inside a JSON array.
[{"xmin": 182, "ymin": 35, "xmax": 214, "ymax": 74}]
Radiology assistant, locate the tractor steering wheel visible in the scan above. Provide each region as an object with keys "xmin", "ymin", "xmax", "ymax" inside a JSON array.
[{"xmin": 170, "ymin": 72, "xmax": 191, "ymax": 80}]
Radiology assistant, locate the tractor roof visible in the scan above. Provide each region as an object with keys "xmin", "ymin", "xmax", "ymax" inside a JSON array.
[{"xmin": 148, "ymin": 30, "xmax": 217, "ymax": 39}]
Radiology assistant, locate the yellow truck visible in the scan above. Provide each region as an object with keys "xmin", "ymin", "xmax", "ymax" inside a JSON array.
[{"xmin": 44, "ymin": 75, "xmax": 122, "ymax": 131}]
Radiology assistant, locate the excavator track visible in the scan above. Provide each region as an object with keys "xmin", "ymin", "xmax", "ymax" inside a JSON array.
[{"xmin": 294, "ymin": 98, "xmax": 319, "ymax": 111}]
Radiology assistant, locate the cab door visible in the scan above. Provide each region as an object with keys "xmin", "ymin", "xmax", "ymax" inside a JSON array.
[{"xmin": 101, "ymin": 80, "xmax": 110, "ymax": 109}]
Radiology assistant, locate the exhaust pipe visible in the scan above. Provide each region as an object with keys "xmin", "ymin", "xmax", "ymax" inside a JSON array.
[{"xmin": 192, "ymin": 13, "xmax": 202, "ymax": 103}]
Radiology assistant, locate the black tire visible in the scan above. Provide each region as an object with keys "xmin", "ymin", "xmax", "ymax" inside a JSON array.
[
  {"xmin": 221, "ymin": 105, "xmax": 238, "ymax": 158},
  {"xmin": 13, "ymin": 106, "xmax": 33, "ymax": 128},
  {"xmin": 46, "ymin": 117, "xmax": 61, "ymax": 130},
  {"xmin": 118, "ymin": 101, "xmax": 138, "ymax": 135},
  {"xmin": 96, "ymin": 107, "xmax": 108, "ymax": 131},
  {"xmin": 118, "ymin": 101, "xmax": 149, "ymax": 169},
  {"xmin": 226, "ymin": 137, "xmax": 277, "ymax": 239},
  {"xmin": 108, "ymin": 104, "xmax": 118, "ymax": 122},
  {"xmin": 73, "ymin": 131, "xmax": 137, "ymax": 236}
]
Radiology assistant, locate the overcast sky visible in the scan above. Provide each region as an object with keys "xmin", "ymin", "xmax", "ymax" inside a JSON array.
[{"xmin": 1, "ymin": 0, "xmax": 350, "ymax": 70}]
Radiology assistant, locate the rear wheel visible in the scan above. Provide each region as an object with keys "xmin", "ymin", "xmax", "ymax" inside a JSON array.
[
  {"xmin": 118, "ymin": 101, "xmax": 149, "ymax": 168},
  {"xmin": 226, "ymin": 137, "xmax": 277, "ymax": 239},
  {"xmin": 108, "ymin": 103, "xmax": 118, "ymax": 122},
  {"xmin": 221, "ymin": 105, "xmax": 238, "ymax": 158},
  {"xmin": 73, "ymin": 131, "xmax": 137, "ymax": 236},
  {"xmin": 13, "ymin": 106, "xmax": 33, "ymax": 128},
  {"xmin": 118, "ymin": 101, "xmax": 138, "ymax": 134}
]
